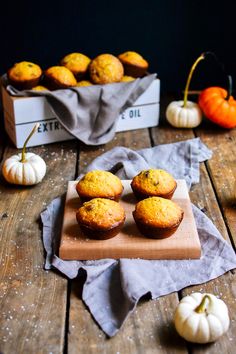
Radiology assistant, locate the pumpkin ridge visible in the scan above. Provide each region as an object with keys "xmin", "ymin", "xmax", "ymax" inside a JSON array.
[
  {"xmin": 22, "ymin": 163, "xmax": 26, "ymax": 185},
  {"xmin": 202, "ymin": 98, "xmax": 224, "ymax": 118},
  {"xmin": 196, "ymin": 315, "xmax": 210, "ymax": 342},
  {"xmin": 27, "ymin": 162, "xmax": 37, "ymax": 184},
  {"xmin": 179, "ymin": 312, "xmax": 194, "ymax": 334}
]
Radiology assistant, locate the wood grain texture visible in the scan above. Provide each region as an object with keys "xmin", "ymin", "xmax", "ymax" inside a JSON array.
[
  {"xmin": 68, "ymin": 282, "xmax": 187, "ymax": 354},
  {"xmin": 195, "ymin": 124, "xmax": 236, "ymax": 246},
  {"xmin": 68, "ymin": 129, "xmax": 188, "ymax": 354},
  {"xmin": 182, "ymin": 162, "xmax": 236, "ymax": 354},
  {"xmin": 151, "ymin": 119, "xmax": 236, "ymax": 353},
  {"xmin": 0, "ymin": 141, "xmax": 78, "ymax": 354},
  {"xmin": 1, "ymin": 94, "xmax": 235, "ymax": 353}
]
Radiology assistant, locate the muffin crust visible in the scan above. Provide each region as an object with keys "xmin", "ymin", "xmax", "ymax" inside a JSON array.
[
  {"xmin": 133, "ymin": 196, "xmax": 184, "ymax": 239},
  {"xmin": 118, "ymin": 51, "xmax": 148, "ymax": 78},
  {"xmin": 60, "ymin": 52, "xmax": 91, "ymax": 79},
  {"xmin": 76, "ymin": 198, "xmax": 125, "ymax": 239},
  {"xmin": 89, "ymin": 54, "xmax": 124, "ymax": 84},
  {"xmin": 131, "ymin": 169, "xmax": 177, "ymax": 200},
  {"xmin": 8, "ymin": 61, "xmax": 42, "ymax": 89},
  {"xmin": 44, "ymin": 66, "xmax": 77, "ymax": 89},
  {"xmin": 76, "ymin": 170, "xmax": 123, "ymax": 201}
]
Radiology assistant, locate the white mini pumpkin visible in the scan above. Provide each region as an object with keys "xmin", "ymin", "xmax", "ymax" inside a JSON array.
[
  {"xmin": 166, "ymin": 100, "xmax": 202, "ymax": 128},
  {"xmin": 166, "ymin": 53, "xmax": 206, "ymax": 128},
  {"xmin": 174, "ymin": 292, "xmax": 230, "ymax": 343},
  {"xmin": 2, "ymin": 124, "xmax": 46, "ymax": 185}
]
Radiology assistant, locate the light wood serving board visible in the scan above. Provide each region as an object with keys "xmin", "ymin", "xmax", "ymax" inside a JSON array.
[{"xmin": 59, "ymin": 180, "xmax": 201, "ymax": 260}]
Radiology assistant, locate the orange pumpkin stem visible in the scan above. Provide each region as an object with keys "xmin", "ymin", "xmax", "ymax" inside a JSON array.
[
  {"xmin": 183, "ymin": 53, "xmax": 206, "ymax": 108},
  {"xmin": 20, "ymin": 123, "xmax": 40, "ymax": 163},
  {"xmin": 225, "ymin": 75, "xmax": 232, "ymax": 101}
]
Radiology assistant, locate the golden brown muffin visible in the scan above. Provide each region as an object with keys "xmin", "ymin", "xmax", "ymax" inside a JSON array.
[
  {"xmin": 60, "ymin": 52, "xmax": 91, "ymax": 80},
  {"xmin": 121, "ymin": 75, "xmax": 135, "ymax": 82},
  {"xmin": 44, "ymin": 66, "xmax": 77, "ymax": 90},
  {"xmin": 89, "ymin": 54, "xmax": 124, "ymax": 84},
  {"xmin": 7, "ymin": 61, "xmax": 42, "ymax": 90},
  {"xmin": 131, "ymin": 169, "xmax": 177, "ymax": 200},
  {"xmin": 76, "ymin": 80, "xmax": 93, "ymax": 87},
  {"xmin": 133, "ymin": 196, "xmax": 184, "ymax": 239},
  {"xmin": 76, "ymin": 170, "xmax": 124, "ymax": 202},
  {"xmin": 31, "ymin": 85, "xmax": 49, "ymax": 91},
  {"xmin": 76, "ymin": 198, "xmax": 126, "ymax": 240},
  {"xmin": 118, "ymin": 51, "xmax": 148, "ymax": 78}
]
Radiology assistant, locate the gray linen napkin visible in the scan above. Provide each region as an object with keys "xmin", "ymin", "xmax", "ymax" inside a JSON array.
[
  {"xmin": 41, "ymin": 138, "xmax": 236, "ymax": 337},
  {"xmin": 5, "ymin": 73, "xmax": 156, "ymax": 145}
]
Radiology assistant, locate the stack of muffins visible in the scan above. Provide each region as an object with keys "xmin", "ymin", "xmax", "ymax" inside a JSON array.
[
  {"xmin": 75, "ymin": 169, "xmax": 184, "ymax": 240},
  {"xmin": 7, "ymin": 51, "xmax": 149, "ymax": 91}
]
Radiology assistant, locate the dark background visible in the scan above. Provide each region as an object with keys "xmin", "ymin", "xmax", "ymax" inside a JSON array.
[{"xmin": 1, "ymin": 0, "xmax": 236, "ymax": 94}]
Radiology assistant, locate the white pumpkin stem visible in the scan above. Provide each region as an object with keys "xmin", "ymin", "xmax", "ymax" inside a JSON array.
[
  {"xmin": 195, "ymin": 294, "xmax": 211, "ymax": 313},
  {"xmin": 183, "ymin": 54, "xmax": 205, "ymax": 108},
  {"xmin": 20, "ymin": 123, "xmax": 40, "ymax": 163}
]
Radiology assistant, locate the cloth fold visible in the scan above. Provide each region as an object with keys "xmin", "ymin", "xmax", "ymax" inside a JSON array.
[
  {"xmin": 40, "ymin": 138, "xmax": 236, "ymax": 337},
  {"xmin": 4, "ymin": 73, "xmax": 157, "ymax": 145}
]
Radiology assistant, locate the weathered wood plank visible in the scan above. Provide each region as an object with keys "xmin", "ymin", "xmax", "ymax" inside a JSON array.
[
  {"xmin": 182, "ymin": 123, "xmax": 236, "ymax": 354},
  {"xmin": 195, "ymin": 124, "xmax": 236, "ymax": 247},
  {"xmin": 69, "ymin": 286, "xmax": 187, "ymax": 354},
  {"xmin": 150, "ymin": 123, "xmax": 229, "ymax": 239},
  {"xmin": 152, "ymin": 119, "xmax": 236, "ymax": 353},
  {"xmin": 0, "ymin": 140, "xmax": 78, "ymax": 354},
  {"xmin": 68, "ymin": 129, "xmax": 188, "ymax": 354}
]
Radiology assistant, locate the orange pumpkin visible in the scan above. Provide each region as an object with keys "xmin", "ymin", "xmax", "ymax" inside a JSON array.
[{"xmin": 199, "ymin": 84, "xmax": 236, "ymax": 128}]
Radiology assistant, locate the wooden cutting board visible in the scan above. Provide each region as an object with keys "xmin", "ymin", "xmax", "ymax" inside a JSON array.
[{"xmin": 59, "ymin": 180, "xmax": 201, "ymax": 260}]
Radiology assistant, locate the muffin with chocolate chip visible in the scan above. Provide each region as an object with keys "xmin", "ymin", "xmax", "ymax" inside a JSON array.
[
  {"xmin": 76, "ymin": 198, "xmax": 126, "ymax": 240},
  {"xmin": 131, "ymin": 169, "xmax": 177, "ymax": 200},
  {"xmin": 7, "ymin": 61, "xmax": 42, "ymax": 90}
]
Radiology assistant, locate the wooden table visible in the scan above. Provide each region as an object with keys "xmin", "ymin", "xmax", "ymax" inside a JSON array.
[{"xmin": 0, "ymin": 97, "xmax": 235, "ymax": 354}]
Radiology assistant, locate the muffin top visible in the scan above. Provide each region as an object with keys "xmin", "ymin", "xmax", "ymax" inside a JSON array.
[
  {"xmin": 60, "ymin": 53, "xmax": 91, "ymax": 75},
  {"xmin": 76, "ymin": 170, "xmax": 123, "ymax": 199},
  {"xmin": 133, "ymin": 196, "xmax": 183, "ymax": 228},
  {"xmin": 8, "ymin": 61, "xmax": 42, "ymax": 81},
  {"xmin": 32, "ymin": 85, "xmax": 49, "ymax": 91},
  {"xmin": 131, "ymin": 169, "xmax": 176, "ymax": 196},
  {"xmin": 121, "ymin": 75, "xmax": 135, "ymax": 82},
  {"xmin": 76, "ymin": 80, "xmax": 93, "ymax": 87},
  {"xmin": 44, "ymin": 66, "xmax": 77, "ymax": 86},
  {"xmin": 76, "ymin": 198, "xmax": 125, "ymax": 229},
  {"xmin": 118, "ymin": 51, "xmax": 148, "ymax": 69},
  {"xmin": 89, "ymin": 54, "xmax": 124, "ymax": 84}
]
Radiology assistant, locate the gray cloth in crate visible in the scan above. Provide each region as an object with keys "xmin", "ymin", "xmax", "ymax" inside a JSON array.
[
  {"xmin": 5, "ymin": 73, "xmax": 157, "ymax": 145},
  {"xmin": 41, "ymin": 138, "xmax": 236, "ymax": 337}
]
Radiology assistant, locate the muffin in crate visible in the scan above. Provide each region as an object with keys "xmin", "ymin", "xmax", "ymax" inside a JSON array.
[
  {"xmin": 89, "ymin": 54, "xmax": 124, "ymax": 84},
  {"xmin": 7, "ymin": 61, "xmax": 42, "ymax": 90},
  {"xmin": 118, "ymin": 51, "xmax": 149, "ymax": 78},
  {"xmin": 44, "ymin": 66, "xmax": 77, "ymax": 90},
  {"xmin": 60, "ymin": 52, "xmax": 91, "ymax": 80}
]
